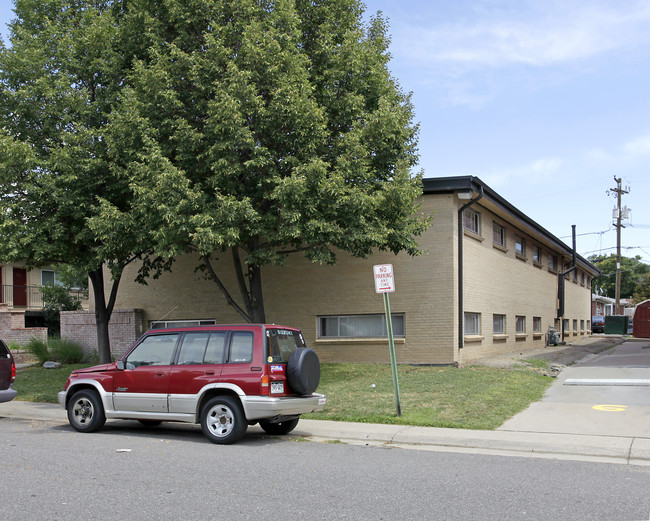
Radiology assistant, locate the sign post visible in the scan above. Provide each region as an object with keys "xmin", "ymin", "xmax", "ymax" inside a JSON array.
[{"xmin": 373, "ymin": 264, "xmax": 402, "ymax": 417}]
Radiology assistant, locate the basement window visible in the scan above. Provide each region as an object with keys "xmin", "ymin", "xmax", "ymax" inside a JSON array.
[{"xmin": 318, "ymin": 314, "xmax": 405, "ymax": 338}]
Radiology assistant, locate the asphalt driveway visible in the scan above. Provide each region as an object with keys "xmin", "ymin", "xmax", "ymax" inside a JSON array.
[{"xmin": 498, "ymin": 339, "xmax": 650, "ymax": 438}]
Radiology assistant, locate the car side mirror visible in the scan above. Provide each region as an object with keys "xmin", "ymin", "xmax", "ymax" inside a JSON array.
[{"xmin": 116, "ymin": 360, "xmax": 125, "ymax": 370}]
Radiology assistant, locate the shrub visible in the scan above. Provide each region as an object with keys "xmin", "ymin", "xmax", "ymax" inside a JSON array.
[
  {"xmin": 25, "ymin": 338, "xmax": 50, "ymax": 364},
  {"xmin": 48, "ymin": 338, "xmax": 85, "ymax": 364},
  {"xmin": 24, "ymin": 337, "xmax": 86, "ymax": 364}
]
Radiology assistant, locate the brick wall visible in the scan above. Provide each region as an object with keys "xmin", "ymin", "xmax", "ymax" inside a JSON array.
[
  {"xmin": 60, "ymin": 309, "xmax": 144, "ymax": 359},
  {"xmin": 0, "ymin": 303, "xmax": 48, "ymax": 345},
  {"xmin": 92, "ymin": 192, "xmax": 596, "ymax": 365}
]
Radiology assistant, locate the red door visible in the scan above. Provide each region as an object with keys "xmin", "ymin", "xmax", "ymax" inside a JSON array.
[
  {"xmin": 12, "ymin": 268, "xmax": 27, "ymax": 307},
  {"xmin": 633, "ymin": 301, "xmax": 650, "ymax": 338}
]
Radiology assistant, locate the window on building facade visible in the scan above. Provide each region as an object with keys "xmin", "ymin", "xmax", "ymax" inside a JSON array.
[
  {"xmin": 493, "ymin": 314, "xmax": 506, "ymax": 335},
  {"xmin": 580, "ymin": 320, "xmax": 585, "ymax": 331},
  {"xmin": 532, "ymin": 246, "xmax": 541, "ymax": 264},
  {"xmin": 41, "ymin": 270, "xmax": 57, "ymax": 286},
  {"xmin": 464, "ymin": 312, "xmax": 481, "ymax": 335},
  {"xmin": 563, "ymin": 319, "xmax": 569, "ymax": 332},
  {"xmin": 150, "ymin": 319, "xmax": 217, "ymax": 329},
  {"xmin": 548, "ymin": 255, "xmax": 558, "ymax": 271},
  {"xmin": 318, "ymin": 314, "xmax": 405, "ymax": 338},
  {"xmin": 493, "ymin": 223, "xmax": 506, "ymax": 247},
  {"xmin": 573, "ymin": 319, "xmax": 578, "ymax": 331},
  {"xmin": 533, "ymin": 317, "xmax": 541, "ymax": 333},
  {"xmin": 516, "ymin": 316, "xmax": 526, "ymax": 334},
  {"xmin": 515, "ymin": 236, "xmax": 526, "ymax": 256},
  {"xmin": 580, "ymin": 271, "xmax": 585, "ymax": 285},
  {"xmin": 463, "ymin": 209, "xmax": 480, "ymax": 234}
]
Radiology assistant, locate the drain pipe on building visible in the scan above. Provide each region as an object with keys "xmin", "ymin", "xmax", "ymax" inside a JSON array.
[
  {"xmin": 556, "ymin": 225, "xmax": 578, "ymax": 344},
  {"xmin": 457, "ymin": 184, "xmax": 484, "ymax": 355}
]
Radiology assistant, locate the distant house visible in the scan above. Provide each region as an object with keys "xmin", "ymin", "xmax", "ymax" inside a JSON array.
[
  {"xmin": 591, "ymin": 294, "xmax": 633, "ymax": 317},
  {"xmin": 77, "ymin": 176, "xmax": 599, "ymax": 364},
  {"xmin": 0, "ymin": 263, "xmax": 88, "ymax": 344}
]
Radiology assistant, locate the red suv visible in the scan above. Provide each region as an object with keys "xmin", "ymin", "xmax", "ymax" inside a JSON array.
[
  {"xmin": 58, "ymin": 325, "xmax": 326, "ymax": 444},
  {"xmin": 0, "ymin": 339, "xmax": 17, "ymax": 403}
]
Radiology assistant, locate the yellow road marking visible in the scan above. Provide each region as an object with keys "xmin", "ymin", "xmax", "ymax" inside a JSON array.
[{"xmin": 592, "ymin": 404, "xmax": 628, "ymax": 412}]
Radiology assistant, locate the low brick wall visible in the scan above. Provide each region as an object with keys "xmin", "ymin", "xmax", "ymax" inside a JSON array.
[
  {"xmin": 60, "ymin": 309, "xmax": 144, "ymax": 360},
  {"xmin": 0, "ymin": 303, "xmax": 48, "ymax": 346}
]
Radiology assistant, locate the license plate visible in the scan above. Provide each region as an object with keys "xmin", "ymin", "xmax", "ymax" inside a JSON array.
[{"xmin": 270, "ymin": 381, "xmax": 284, "ymax": 394}]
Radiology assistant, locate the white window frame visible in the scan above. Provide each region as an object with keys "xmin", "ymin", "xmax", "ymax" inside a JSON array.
[
  {"xmin": 463, "ymin": 209, "xmax": 480, "ymax": 234},
  {"xmin": 464, "ymin": 312, "xmax": 481, "ymax": 336},
  {"xmin": 516, "ymin": 315, "xmax": 526, "ymax": 334},
  {"xmin": 515, "ymin": 236, "xmax": 526, "ymax": 256},
  {"xmin": 493, "ymin": 314, "xmax": 506, "ymax": 335},
  {"xmin": 150, "ymin": 319, "xmax": 217, "ymax": 330},
  {"xmin": 41, "ymin": 269, "xmax": 57, "ymax": 286},
  {"xmin": 493, "ymin": 222, "xmax": 506, "ymax": 247},
  {"xmin": 318, "ymin": 314, "xmax": 405, "ymax": 338}
]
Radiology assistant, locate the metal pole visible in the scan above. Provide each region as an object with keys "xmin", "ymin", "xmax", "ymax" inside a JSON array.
[
  {"xmin": 383, "ymin": 292, "xmax": 401, "ymax": 417},
  {"xmin": 614, "ymin": 177, "xmax": 622, "ymax": 312}
]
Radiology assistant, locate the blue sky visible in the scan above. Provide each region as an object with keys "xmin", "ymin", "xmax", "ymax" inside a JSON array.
[{"xmin": 1, "ymin": 0, "xmax": 649, "ymax": 263}]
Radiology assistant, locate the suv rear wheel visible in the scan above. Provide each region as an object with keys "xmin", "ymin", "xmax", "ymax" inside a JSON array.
[
  {"xmin": 68, "ymin": 389, "xmax": 106, "ymax": 433},
  {"xmin": 259, "ymin": 417, "xmax": 299, "ymax": 436},
  {"xmin": 201, "ymin": 396, "xmax": 247, "ymax": 444}
]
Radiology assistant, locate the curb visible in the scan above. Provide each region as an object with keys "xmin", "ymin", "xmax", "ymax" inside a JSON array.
[{"xmin": 3, "ymin": 401, "xmax": 649, "ymax": 466}]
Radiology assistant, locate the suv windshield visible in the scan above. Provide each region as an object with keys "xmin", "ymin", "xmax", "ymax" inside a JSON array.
[{"xmin": 266, "ymin": 329, "xmax": 305, "ymax": 363}]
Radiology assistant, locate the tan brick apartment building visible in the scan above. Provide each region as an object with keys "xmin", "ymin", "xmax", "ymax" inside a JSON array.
[{"xmin": 91, "ymin": 176, "xmax": 598, "ymax": 365}]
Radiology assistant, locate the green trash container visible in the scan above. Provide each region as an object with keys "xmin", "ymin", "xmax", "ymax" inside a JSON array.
[{"xmin": 604, "ymin": 315, "xmax": 627, "ymax": 334}]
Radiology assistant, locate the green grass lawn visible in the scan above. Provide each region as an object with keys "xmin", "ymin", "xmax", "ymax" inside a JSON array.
[
  {"xmin": 15, "ymin": 362, "xmax": 553, "ymax": 430},
  {"xmin": 304, "ymin": 363, "xmax": 552, "ymax": 430}
]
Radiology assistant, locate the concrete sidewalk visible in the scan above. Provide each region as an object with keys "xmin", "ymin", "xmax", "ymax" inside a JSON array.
[{"xmin": 2, "ymin": 400, "xmax": 649, "ymax": 466}]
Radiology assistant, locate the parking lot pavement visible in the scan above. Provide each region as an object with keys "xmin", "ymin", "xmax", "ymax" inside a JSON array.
[{"xmin": 498, "ymin": 340, "xmax": 650, "ymax": 438}]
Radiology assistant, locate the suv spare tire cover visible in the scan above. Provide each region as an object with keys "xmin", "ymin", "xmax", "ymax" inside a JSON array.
[{"xmin": 286, "ymin": 348, "xmax": 320, "ymax": 395}]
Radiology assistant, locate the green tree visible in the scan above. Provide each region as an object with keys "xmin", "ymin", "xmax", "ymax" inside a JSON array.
[
  {"xmin": 0, "ymin": 0, "xmax": 168, "ymax": 362},
  {"xmin": 101, "ymin": 0, "xmax": 428, "ymax": 322},
  {"xmin": 589, "ymin": 254, "xmax": 650, "ymax": 298},
  {"xmin": 632, "ymin": 273, "xmax": 650, "ymax": 304}
]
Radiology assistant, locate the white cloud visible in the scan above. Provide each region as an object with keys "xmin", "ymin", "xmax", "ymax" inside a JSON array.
[
  {"xmin": 482, "ymin": 157, "xmax": 563, "ymax": 188},
  {"xmin": 394, "ymin": 1, "xmax": 650, "ymax": 70},
  {"xmin": 623, "ymin": 135, "xmax": 650, "ymax": 156}
]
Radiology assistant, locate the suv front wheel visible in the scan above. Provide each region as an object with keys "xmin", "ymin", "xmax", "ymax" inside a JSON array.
[
  {"xmin": 201, "ymin": 396, "xmax": 247, "ymax": 444},
  {"xmin": 67, "ymin": 389, "xmax": 106, "ymax": 433}
]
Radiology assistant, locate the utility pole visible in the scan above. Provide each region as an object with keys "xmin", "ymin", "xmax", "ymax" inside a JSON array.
[{"xmin": 610, "ymin": 177, "xmax": 629, "ymax": 312}]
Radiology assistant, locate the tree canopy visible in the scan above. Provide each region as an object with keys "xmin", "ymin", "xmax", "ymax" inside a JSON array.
[
  {"xmin": 589, "ymin": 254, "xmax": 650, "ymax": 300},
  {"xmin": 1, "ymin": 0, "xmax": 428, "ymax": 344},
  {"xmin": 0, "ymin": 0, "xmax": 169, "ymax": 362},
  {"xmin": 102, "ymin": 0, "xmax": 429, "ymax": 322}
]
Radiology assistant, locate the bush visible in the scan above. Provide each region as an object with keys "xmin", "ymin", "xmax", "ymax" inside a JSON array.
[
  {"xmin": 25, "ymin": 338, "xmax": 50, "ymax": 364},
  {"xmin": 25, "ymin": 337, "xmax": 86, "ymax": 364},
  {"xmin": 48, "ymin": 338, "xmax": 85, "ymax": 364}
]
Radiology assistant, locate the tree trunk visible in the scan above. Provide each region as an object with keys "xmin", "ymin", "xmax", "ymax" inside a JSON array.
[
  {"xmin": 247, "ymin": 263, "xmax": 265, "ymax": 323},
  {"xmin": 88, "ymin": 266, "xmax": 122, "ymax": 364}
]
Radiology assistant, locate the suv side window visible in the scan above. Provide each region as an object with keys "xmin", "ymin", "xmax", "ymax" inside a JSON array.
[
  {"xmin": 177, "ymin": 332, "xmax": 210, "ymax": 365},
  {"xmin": 229, "ymin": 331, "xmax": 254, "ymax": 363},
  {"xmin": 177, "ymin": 332, "xmax": 227, "ymax": 365},
  {"xmin": 126, "ymin": 334, "xmax": 179, "ymax": 369},
  {"xmin": 204, "ymin": 332, "xmax": 227, "ymax": 364}
]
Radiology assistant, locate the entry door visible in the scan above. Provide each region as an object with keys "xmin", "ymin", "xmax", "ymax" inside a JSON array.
[{"xmin": 13, "ymin": 268, "xmax": 27, "ymax": 307}]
